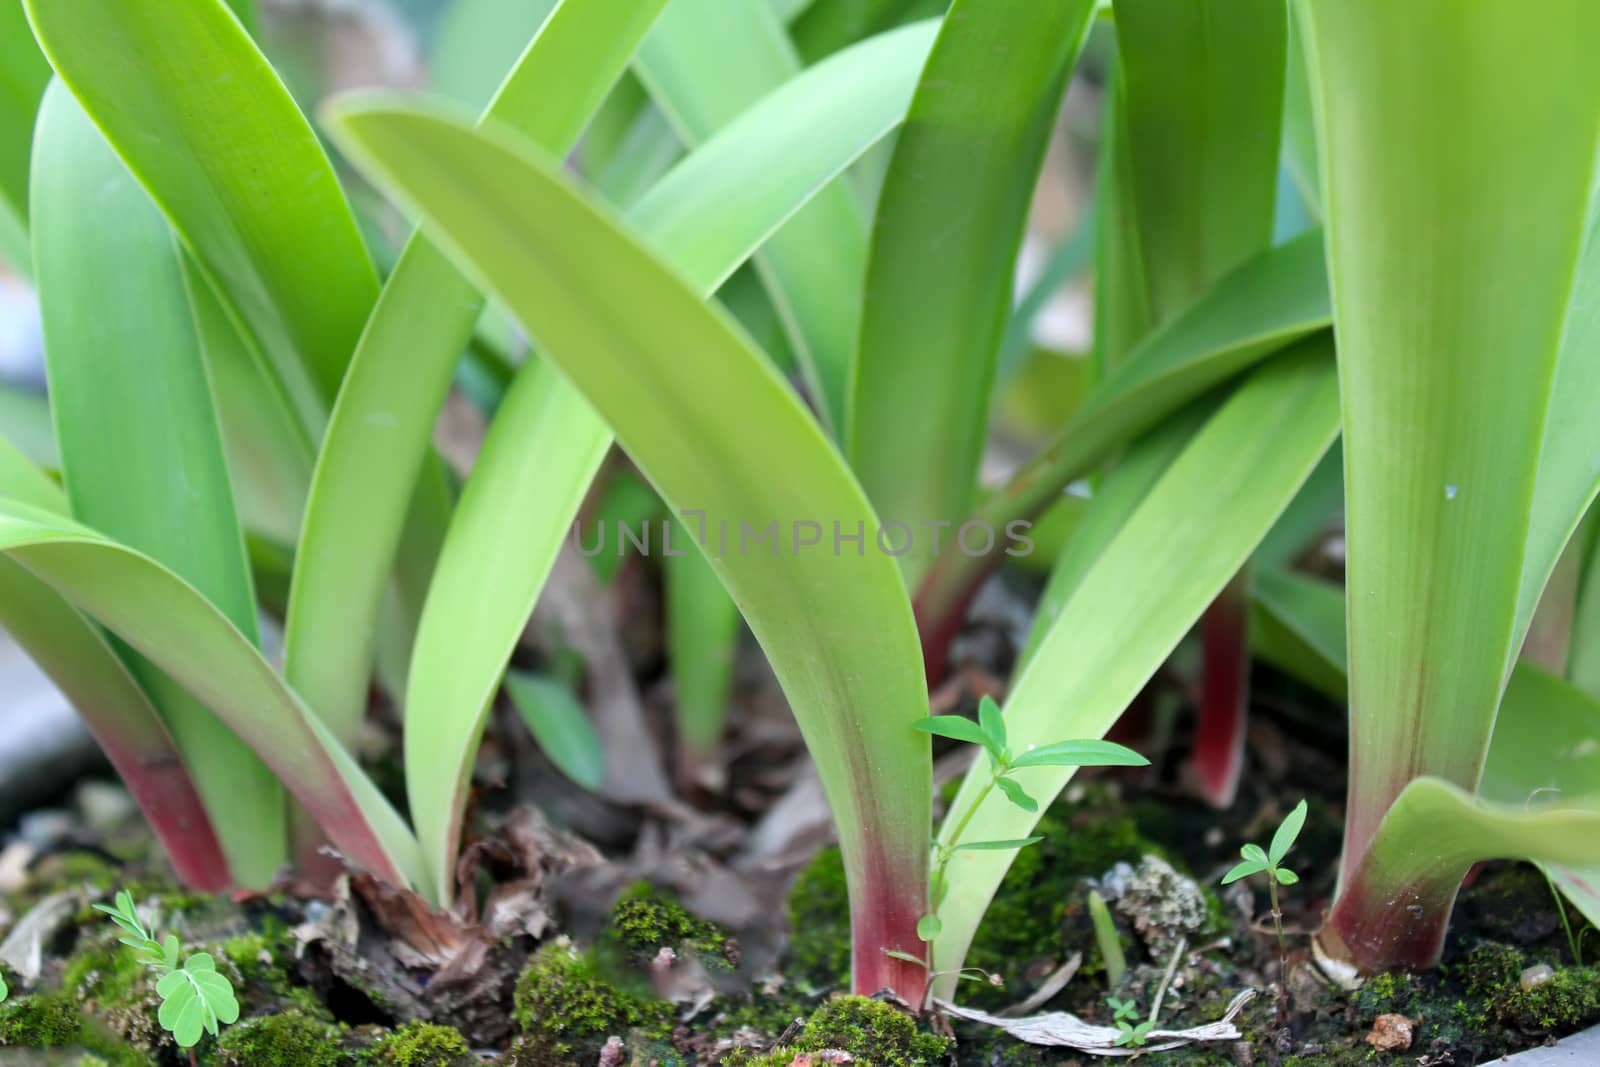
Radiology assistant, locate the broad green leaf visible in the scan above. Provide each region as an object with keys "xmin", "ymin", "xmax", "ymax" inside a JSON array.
[
  {"xmin": 0, "ymin": 383, "xmax": 56, "ymax": 472},
  {"xmin": 1298, "ymin": 1, "xmax": 1600, "ymax": 937},
  {"xmin": 1112, "ymin": 0, "xmax": 1285, "ymax": 321},
  {"xmin": 1275, "ymin": 868, "xmax": 1299, "ymax": 886},
  {"xmin": 1015, "ymin": 405, "xmax": 1209, "ymax": 672},
  {"xmin": 1254, "ymin": 447, "xmax": 1342, "ymax": 573},
  {"xmin": 327, "ymin": 100, "xmax": 933, "ymax": 998},
  {"xmin": 1322, "ymin": 777, "xmax": 1600, "ymax": 971},
  {"xmin": 1240, "ymin": 843, "xmax": 1268, "ymax": 865},
  {"xmin": 1220, "ymin": 859, "xmax": 1265, "ymax": 886},
  {"xmin": 0, "ymin": 0, "xmax": 49, "ymax": 273},
  {"xmin": 24, "ymin": 0, "xmax": 380, "ymax": 431},
  {"xmin": 916, "ymin": 914, "xmax": 941, "ymax": 941},
  {"xmin": 430, "ymin": 0, "xmax": 559, "ymax": 109},
  {"xmin": 848, "ymin": 0, "xmax": 1096, "ymax": 582},
  {"xmin": 1269, "ymin": 798, "xmax": 1308, "ymax": 865},
  {"xmin": 1511, "ymin": 175, "xmax": 1600, "ymax": 670},
  {"xmin": 32, "ymin": 82, "xmax": 283, "ymax": 885},
  {"xmin": 1483, "ymin": 665, "xmax": 1600, "ymax": 930},
  {"xmin": 929, "ymin": 341, "xmax": 1338, "ymax": 996},
  {"xmin": 1008, "ymin": 739, "xmax": 1149, "ymax": 771},
  {"xmin": 1091, "ymin": 60, "xmax": 1152, "ymax": 379},
  {"xmin": 635, "ymin": 0, "xmax": 871, "ymax": 433},
  {"xmin": 913, "ymin": 715, "xmax": 990, "ymax": 749},
  {"xmin": 1250, "ymin": 567, "xmax": 1346, "ymax": 699},
  {"xmin": 0, "ymin": 501, "xmax": 428, "ymax": 895},
  {"xmin": 0, "ymin": 548, "xmax": 232, "ymax": 891},
  {"xmin": 920, "ymin": 232, "xmax": 1331, "ymax": 629},
  {"xmin": 504, "ymin": 671, "xmax": 606, "ymax": 792},
  {"xmin": 363, "ymin": 19, "xmax": 940, "ymax": 906},
  {"xmin": 665, "ymin": 525, "xmax": 741, "ymax": 756},
  {"xmin": 286, "ymin": 0, "xmax": 670, "ymax": 750}
]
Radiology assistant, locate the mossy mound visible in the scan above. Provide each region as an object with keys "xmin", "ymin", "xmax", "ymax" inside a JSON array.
[
  {"xmin": 215, "ymin": 1008, "xmax": 349, "ymax": 1066},
  {"xmin": 0, "ymin": 992, "xmax": 80, "ymax": 1047},
  {"xmin": 512, "ymin": 941, "xmax": 675, "ymax": 1064},
  {"xmin": 365, "ymin": 1021, "xmax": 472, "ymax": 1066},
  {"xmin": 605, "ymin": 881, "xmax": 738, "ymax": 972},
  {"xmin": 722, "ymin": 996, "xmax": 950, "ymax": 1066}
]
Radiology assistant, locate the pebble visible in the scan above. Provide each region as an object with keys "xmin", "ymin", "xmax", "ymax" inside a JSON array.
[{"xmin": 1521, "ymin": 963, "xmax": 1556, "ymax": 991}]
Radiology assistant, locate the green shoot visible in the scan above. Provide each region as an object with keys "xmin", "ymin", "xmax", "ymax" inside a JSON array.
[
  {"xmin": 1220, "ymin": 798, "xmax": 1306, "ymax": 1020},
  {"xmin": 1107, "ymin": 996, "xmax": 1152, "ymax": 1047},
  {"xmin": 912, "ymin": 695, "xmax": 1147, "ymax": 988},
  {"xmin": 1088, "ymin": 889, "xmax": 1127, "ymax": 987},
  {"xmin": 0, "ymin": 972, "xmax": 8, "ymax": 1002},
  {"xmin": 93, "ymin": 890, "xmax": 239, "ymax": 1050}
]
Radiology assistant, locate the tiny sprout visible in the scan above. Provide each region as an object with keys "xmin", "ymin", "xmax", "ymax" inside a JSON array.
[
  {"xmin": 1219, "ymin": 799, "xmax": 1307, "ymax": 1024},
  {"xmin": 93, "ymin": 890, "xmax": 239, "ymax": 1050},
  {"xmin": 1107, "ymin": 996, "xmax": 1152, "ymax": 1046},
  {"xmin": 909, "ymin": 696, "xmax": 1149, "ymax": 997}
]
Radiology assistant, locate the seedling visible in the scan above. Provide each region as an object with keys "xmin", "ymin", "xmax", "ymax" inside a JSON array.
[
  {"xmin": 94, "ymin": 891, "xmax": 239, "ymax": 1054},
  {"xmin": 1221, "ymin": 798, "xmax": 1306, "ymax": 1020},
  {"xmin": 1107, "ymin": 995, "xmax": 1153, "ymax": 1046},
  {"xmin": 909, "ymin": 696, "xmax": 1148, "ymax": 985},
  {"xmin": 1088, "ymin": 889, "xmax": 1127, "ymax": 988}
]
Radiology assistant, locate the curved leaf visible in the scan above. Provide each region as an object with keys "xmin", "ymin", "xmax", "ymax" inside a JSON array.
[
  {"xmin": 31, "ymin": 81, "xmax": 283, "ymax": 883},
  {"xmin": 0, "ymin": 501, "xmax": 427, "ymax": 894},
  {"xmin": 930, "ymin": 341, "xmax": 1339, "ymax": 996},
  {"xmin": 285, "ymin": 0, "xmax": 671, "ymax": 748},
  {"xmin": 0, "ymin": 0, "xmax": 49, "ymax": 272},
  {"xmin": 327, "ymin": 99, "xmax": 932, "ymax": 1001},
  {"xmin": 24, "ymin": 0, "xmax": 379, "ymax": 430},
  {"xmin": 367, "ymin": 18, "xmax": 939, "ymax": 908},
  {"xmin": 635, "ymin": 0, "xmax": 870, "ymax": 433}
]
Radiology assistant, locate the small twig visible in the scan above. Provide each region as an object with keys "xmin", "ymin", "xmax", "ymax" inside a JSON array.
[
  {"xmin": 1002, "ymin": 952, "xmax": 1083, "ymax": 1017},
  {"xmin": 1149, "ymin": 936, "xmax": 1187, "ymax": 1024}
]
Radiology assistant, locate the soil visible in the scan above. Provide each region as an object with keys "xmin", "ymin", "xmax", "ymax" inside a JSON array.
[{"xmin": 1, "ymin": 570, "xmax": 1596, "ymax": 1065}]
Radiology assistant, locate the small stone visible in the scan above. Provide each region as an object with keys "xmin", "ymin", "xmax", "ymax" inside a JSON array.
[
  {"xmin": 597, "ymin": 1036, "xmax": 626, "ymax": 1067},
  {"xmin": 1101, "ymin": 855, "xmax": 1210, "ymax": 956},
  {"xmin": 1365, "ymin": 1013, "xmax": 1415, "ymax": 1052},
  {"xmin": 1520, "ymin": 963, "xmax": 1555, "ymax": 990},
  {"xmin": 790, "ymin": 1053, "xmax": 854, "ymax": 1066}
]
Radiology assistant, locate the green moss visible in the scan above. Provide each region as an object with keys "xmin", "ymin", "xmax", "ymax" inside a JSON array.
[
  {"xmin": 215, "ymin": 1009, "xmax": 348, "ymax": 1067},
  {"xmin": 1353, "ymin": 969, "xmax": 1423, "ymax": 1019},
  {"xmin": 512, "ymin": 942, "xmax": 674, "ymax": 1063},
  {"xmin": 365, "ymin": 1022, "xmax": 471, "ymax": 1066},
  {"xmin": 785, "ymin": 847, "xmax": 851, "ymax": 993},
  {"xmin": 0, "ymin": 993, "xmax": 79, "ymax": 1046},
  {"xmin": 1493, "ymin": 966, "xmax": 1600, "ymax": 1030},
  {"xmin": 607, "ymin": 882, "xmax": 737, "ymax": 972},
  {"xmin": 723, "ymin": 996, "xmax": 950, "ymax": 1066}
]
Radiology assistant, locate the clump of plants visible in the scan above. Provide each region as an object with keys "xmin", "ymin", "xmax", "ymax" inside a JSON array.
[
  {"xmin": 722, "ymin": 995, "xmax": 950, "ymax": 1067},
  {"xmin": 512, "ymin": 941, "xmax": 674, "ymax": 1062}
]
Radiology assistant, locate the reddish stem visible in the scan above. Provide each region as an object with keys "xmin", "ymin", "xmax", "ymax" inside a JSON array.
[
  {"xmin": 1187, "ymin": 572, "xmax": 1251, "ymax": 808},
  {"xmin": 849, "ymin": 840, "xmax": 929, "ymax": 1005}
]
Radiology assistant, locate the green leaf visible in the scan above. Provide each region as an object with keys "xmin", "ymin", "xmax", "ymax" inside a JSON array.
[
  {"xmin": 848, "ymin": 0, "xmax": 1096, "ymax": 581},
  {"xmin": 31, "ymin": 81, "xmax": 284, "ymax": 885},
  {"xmin": 0, "ymin": 501, "xmax": 429, "ymax": 897},
  {"xmin": 928, "ymin": 341, "xmax": 1339, "ymax": 998},
  {"xmin": 1250, "ymin": 567, "xmax": 1346, "ymax": 699},
  {"xmin": 384, "ymin": 18, "xmax": 938, "ymax": 905},
  {"xmin": 430, "ymin": 0, "xmax": 559, "ymax": 110},
  {"xmin": 954, "ymin": 837, "xmax": 1044, "ymax": 853},
  {"xmin": 912, "ymin": 715, "xmax": 990, "ymax": 749},
  {"xmin": 635, "ymin": 0, "xmax": 877, "ymax": 433},
  {"xmin": 665, "ymin": 527, "xmax": 741, "ymax": 756},
  {"xmin": 285, "ymin": 0, "xmax": 672, "ymax": 748},
  {"xmin": 1008, "ymin": 739, "xmax": 1149, "ymax": 770},
  {"xmin": 23, "ymin": 0, "xmax": 379, "ymax": 430},
  {"xmin": 326, "ymin": 100, "xmax": 933, "ymax": 996},
  {"xmin": 1220, "ymin": 859, "xmax": 1265, "ymax": 886},
  {"xmin": 0, "ymin": 0, "xmax": 49, "ymax": 273},
  {"xmin": 918, "ymin": 231, "xmax": 1331, "ymax": 628},
  {"xmin": 883, "ymin": 949, "xmax": 926, "ymax": 967},
  {"xmin": 995, "ymin": 777, "xmax": 1038, "ymax": 814},
  {"xmin": 1269, "ymin": 799, "xmax": 1308, "ymax": 866},
  {"xmin": 504, "ymin": 671, "xmax": 606, "ymax": 792},
  {"xmin": 1112, "ymin": 0, "xmax": 1285, "ymax": 321},
  {"xmin": 1298, "ymin": 1, "xmax": 1600, "ymax": 963},
  {"xmin": 1240, "ymin": 843, "xmax": 1268, "ymax": 866},
  {"xmin": 1274, "ymin": 868, "xmax": 1300, "ymax": 886},
  {"xmin": 976, "ymin": 696, "xmax": 1007, "ymax": 760},
  {"xmin": 916, "ymin": 914, "xmax": 942, "ymax": 942},
  {"xmin": 1483, "ymin": 664, "xmax": 1600, "ymax": 930}
]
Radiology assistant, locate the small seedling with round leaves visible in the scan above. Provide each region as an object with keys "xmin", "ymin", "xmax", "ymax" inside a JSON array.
[
  {"xmin": 93, "ymin": 890, "xmax": 239, "ymax": 1052},
  {"xmin": 902, "ymin": 695, "xmax": 1149, "ymax": 992},
  {"xmin": 1219, "ymin": 798, "xmax": 1307, "ymax": 1022},
  {"xmin": 1107, "ymin": 995, "xmax": 1153, "ymax": 1046}
]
